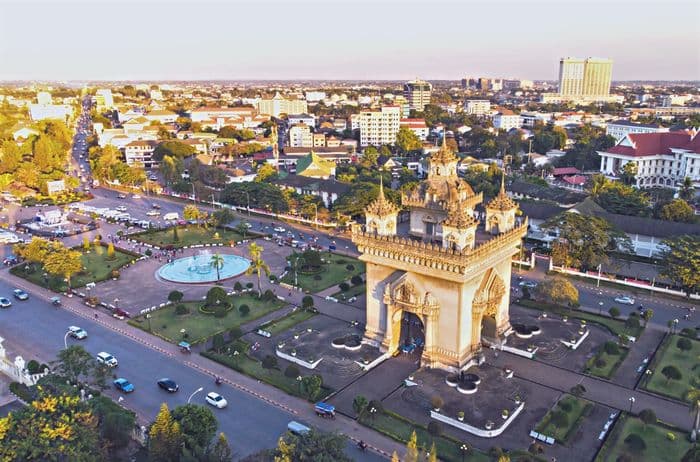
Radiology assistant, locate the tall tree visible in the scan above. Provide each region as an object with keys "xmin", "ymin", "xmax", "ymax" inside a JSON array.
[
  {"xmin": 148, "ymin": 404, "xmax": 183, "ymax": 462},
  {"xmin": 535, "ymin": 277, "xmax": 579, "ymax": 307},
  {"xmin": 54, "ymin": 345, "xmax": 95, "ymax": 384},
  {"xmin": 208, "ymin": 432, "xmax": 233, "ymax": 462},
  {"xmin": 43, "ymin": 248, "xmax": 83, "ymax": 289},
  {"xmin": 405, "ymin": 430, "xmax": 419, "ymax": 462},
  {"xmin": 660, "ymin": 199, "xmax": 696, "ymax": 223},
  {"xmin": 395, "ymin": 126, "xmax": 422, "ymax": 153},
  {"xmin": 171, "ymin": 404, "xmax": 217, "ymax": 457},
  {"xmin": 660, "ymin": 235, "xmax": 700, "ymax": 297},
  {"xmin": 679, "ymin": 176, "xmax": 695, "ymax": 201},
  {"xmin": 246, "ymin": 242, "xmax": 270, "ymax": 297},
  {"xmin": 210, "ymin": 253, "xmax": 224, "ymax": 281},
  {"xmin": 685, "ymin": 388, "xmax": 700, "ymax": 439},
  {"xmin": 183, "ymin": 204, "xmax": 201, "ymax": 223}
]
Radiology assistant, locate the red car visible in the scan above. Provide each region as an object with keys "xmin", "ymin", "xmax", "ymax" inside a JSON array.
[{"xmin": 112, "ymin": 308, "xmax": 130, "ymax": 320}]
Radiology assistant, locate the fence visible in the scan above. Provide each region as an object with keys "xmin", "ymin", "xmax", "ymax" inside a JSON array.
[{"xmin": 0, "ymin": 337, "xmax": 49, "ymax": 387}]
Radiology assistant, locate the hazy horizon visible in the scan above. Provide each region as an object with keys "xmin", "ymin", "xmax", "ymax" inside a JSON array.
[{"xmin": 1, "ymin": 0, "xmax": 699, "ymax": 82}]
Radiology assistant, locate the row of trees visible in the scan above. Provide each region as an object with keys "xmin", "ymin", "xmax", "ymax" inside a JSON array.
[
  {"xmin": 14, "ymin": 237, "xmax": 83, "ymax": 289},
  {"xmin": 89, "ymin": 144, "xmax": 147, "ymax": 187}
]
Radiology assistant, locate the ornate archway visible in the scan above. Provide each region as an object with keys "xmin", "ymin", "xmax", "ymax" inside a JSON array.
[{"xmin": 471, "ymin": 269, "xmax": 506, "ymax": 345}]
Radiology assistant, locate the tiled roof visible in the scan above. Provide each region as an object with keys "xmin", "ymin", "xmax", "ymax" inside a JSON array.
[
  {"xmin": 606, "ymin": 131, "xmax": 696, "ymax": 157},
  {"xmin": 552, "ymin": 167, "xmax": 580, "ymax": 176}
]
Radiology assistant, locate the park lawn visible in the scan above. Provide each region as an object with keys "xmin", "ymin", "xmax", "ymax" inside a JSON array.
[
  {"xmin": 10, "ymin": 246, "xmax": 136, "ymax": 292},
  {"xmin": 259, "ymin": 309, "xmax": 317, "ymax": 336},
  {"xmin": 597, "ymin": 415, "xmax": 691, "ymax": 462},
  {"xmin": 202, "ymin": 339, "xmax": 332, "ymax": 402},
  {"xmin": 359, "ymin": 410, "xmax": 489, "ymax": 462},
  {"xmin": 535, "ymin": 394, "xmax": 591, "ymax": 444},
  {"xmin": 332, "ymin": 283, "xmax": 366, "ymax": 300},
  {"xmin": 585, "ymin": 348, "xmax": 629, "ymax": 379},
  {"xmin": 130, "ymin": 294, "xmax": 285, "ymax": 344},
  {"xmin": 281, "ymin": 253, "xmax": 365, "ymax": 293},
  {"xmin": 132, "ymin": 225, "xmax": 246, "ymax": 248},
  {"xmin": 644, "ymin": 334, "xmax": 700, "ymax": 401},
  {"xmin": 517, "ymin": 299, "xmax": 644, "ymax": 339}
]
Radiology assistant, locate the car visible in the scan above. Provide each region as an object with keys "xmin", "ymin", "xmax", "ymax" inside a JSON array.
[
  {"xmin": 274, "ymin": 227, "xmax": 286, "ymax": 233},
  {"xmin": 614, "ymin": 296, "xmax": 635, "ymax": 305},
  {"xmin": 146, "ymin": 210, "xmax": 160, "ymax": 216},
  {"xmin": 115, "ymin": 205, "xmax": 128, "ymax": 212},
  {"xmin": 151, "ymin": 203, "xmax": 161, "ymax": 209},
  {"xmin": 0, "ymin": 297, "xmax": 11, "ymax": 308},
  {"xmin": 205, "ymin": 392, "xmax": 228, "ymax": 408},
  {"xmin": 68, "ymin": 326, "xmax": 88, "ymax": 339},
  {"xmin": 13, "ymin": 289, "xmax": 28, "ymax": 300},
  {"xmin": 112, "ymin": 308, "xmax": 130, "ymax": 319},
  {"xmin": 518, "ymin": 280, "xmax": 538, "ymax": 289},
  {"xmin": 117, "ymin": 193, "xmax": 126, "ymax": 199},
  {"xmin": 157, "ymin": 378, "xmax": 179, "ymax": 393},
  {"xmin": 96, "ymin": 352, "xmax": 118, "ymax": 367},
  {"xmin": 131, "ymin": 194, "xmax": 141, "ymax": 199},
  {"xmin": 243, "ymin": 222, "xmax": 252, "ymax": 228},
  {"xmin": 113, "ymin": 378, "xmax": 134, "ymax": 393},
  {"xmin": 3, "ymin": 255, "xmax": 19, "ymax": 266}
]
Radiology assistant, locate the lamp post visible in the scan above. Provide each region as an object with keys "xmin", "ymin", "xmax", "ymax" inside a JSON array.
[
  {"xmin": 628, "ymin": 396, "xmax": 635, "ymax": 413},
  {"xmin": 114, "ymin": 298, "xmax": 120, "ymax": 310},
  {"xmin": 188, "ymin": 386, "xmax": 204, "ymax": 404},
  {"xmin": 673, "ymin": 318, "xmax": 679, "ymax": 334},
  {"xmin": 191, "ymin": 182, "xmax": 196, "ymax": 202},
  {"xmin": 312, "ymin": 203, "xmax": 318, "ymax": 229},
  {"xmin": 146, "ymin": 313, "xmax": 152, "ymax": 332},
  {"xmin": 296, "ymin": 375, "xmax": 302, "ymax": 394},
  {"xmin": 598, "ymin": 301, "xmax": 604, "ymax": 315},
  {"xmin": 597, "ymin": 264, "xmax": 602, "ymax": 288},
  {"xmin": 63, "ymin": 330, "xmax": 71, "ymax": 349},
  {"xmin": 244, "ymin": 191, "xmax": 250, "ymax": 216},
  {"xmin": 460, "ymin": 443, "xmax": 470, "ymax": 462},
  {"xmin": 294, "ymin": 256, "xmax": 304, "ymax": 287}
]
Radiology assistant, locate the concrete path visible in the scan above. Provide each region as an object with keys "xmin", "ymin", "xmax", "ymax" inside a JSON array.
[
  {"xmin": 611, "ymin": 329, "xmax": 665, "ymax": 389},
  {"xmin": 488, "ymin": 349, "xmax": 692, "ymax": 431}
]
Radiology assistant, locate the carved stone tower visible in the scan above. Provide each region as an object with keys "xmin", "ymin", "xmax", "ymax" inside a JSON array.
[
  {"xmin": 485, "ymin": 173, "xmax": 518, "ymax": 234},
  {"xmin": 364, "ymin": 178, "xmax": 399, "ymax": 237}
]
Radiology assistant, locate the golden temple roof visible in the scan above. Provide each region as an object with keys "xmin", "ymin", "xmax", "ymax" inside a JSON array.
[
  {"xmin": 443, "ymin": 201, "xmax": 478, "ymax": 229},
  {"xmin": 430, "ymin": 135, "xmax": 458, "ymax": 166},
  {"xmin": 366, "ymin": 177, "xmax": 399, "ymax": 217},
  {"xmin": 486, "ymin": 173, "xmax": 517, "ymax": 211}
]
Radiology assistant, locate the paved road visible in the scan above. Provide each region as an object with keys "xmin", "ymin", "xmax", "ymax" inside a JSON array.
[{"xmin": 0, "ymin": 278, "xmax": 386, "ymax": 461}]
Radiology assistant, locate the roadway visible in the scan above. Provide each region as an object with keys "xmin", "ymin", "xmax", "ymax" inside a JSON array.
[{"xmin": 0, "ymin": 278, "xmax": 383, "ymax": 461}]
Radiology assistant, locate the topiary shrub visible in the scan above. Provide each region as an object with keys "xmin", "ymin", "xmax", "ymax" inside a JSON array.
[
  {"xmin": 595, "ymin": 358, "xmax": 607, "ymax": 368},
  {"xmin": 427, "ymin": 421, "xmax": 442, "ymax": 437},
  {"xmin": 234, "ymin": 281, "xmax": 243, "ymax": 291},
  {"xmin": 26, "ymin": 360, "xmax": 41, "ymax": 374},
  {"xmin": 246, "ymin": 282, "xmax": 254, "ymax": 289},
  {"xmin": 603, "ymin": 341, "xmax": 620, "ymax": 355},
  {"xmin": 346, "ymin": 264, "xmax": 355, "ymax": 271},
  {"xmin": 262, "ymin": 355, "xmax": 278, "ymax": 369},
  {"xmin": 175, "ymin": 304, "xmax": 189, "ymax": 315},
  {"xmin": 339, "ymin": 282, "xmax": 350, "ymax": 292},
  {"xmin": 351, "ymin": 275, "xmax": 363, "ymax": 286},
  {"xmin": 559, "ymin": 400, "xmax": 573, "ymax": 413},
  {"xmin": 284, "ymin": 364, "xmax": 300, "ymax": 378},
  {"xmin": 238, "ymin": 304, "xmax": 250, "ymax": 316},
  {"xmin": 302, "ymin": 295, "xmax": 314, "ymax": 308},
  {"xmin": 262, "ymin": 289, "xmax": 276, "ymax": 301},
  {"xmin": 206, "ymin": 287, "xmax": 228, "ymax": 306},
  {"xmin": 168, "ymin": 290, "xmax": 184, "ymax": 303}
]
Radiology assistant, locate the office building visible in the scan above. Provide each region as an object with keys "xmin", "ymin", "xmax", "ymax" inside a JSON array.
[
  {"xmin": 464, "ymin": 100, "xmax": 491, "ymax": 117},
  {"xmin": 256, "ymin": 92, "xmax": 308, "ymax": 117},
  {"xmin": 605, "ymin": 120, "xmax": 669, "ymax": 142},
  {"xmin": 403, "ymin": 79, "xmax": 432, "ymax": 112},
  {"xmin": 542, "ymin": 57, "xmax": 618, "ymax": 104},
  {"xmin": 288, "ymin": 123, "xmax": 313, "ymax": 148},
  {"xmin": 492, "ymin": 112, "xmax": 521, "ymax": 131},
  {"xmin": 358, "ymin": 106, "xmax": 401, "ymax": 147}
]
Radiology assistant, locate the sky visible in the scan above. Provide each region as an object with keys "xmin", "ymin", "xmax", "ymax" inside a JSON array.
[{"xmin": 1, "ymin": 0, "xmax": 699, "ymax": 81}]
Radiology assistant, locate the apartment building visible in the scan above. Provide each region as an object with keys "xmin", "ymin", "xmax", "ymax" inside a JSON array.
[
  {"xmin": 288, "ymin": 113, "xmax": 316, "ymax": 127},
  {"xmin": 464, "ymin": 100, "xmax": 491, "ymax": 117},
  {"xmin": 288, "ymin": 123, "xmax": 313, "ymax": 148},
  {"xmin": 403, "ymin": 79, "xmax": 432, "ymax": 112},
  {"xmin": 124, "ymin": 140, "xmax": 160, "ymax": 168},
  {"xmin": 256, "ymin": 92, "xmax": 308, "ymax": 117},
  {"xmin": 358, "ymin": 106, "xmax": 401, "ymax": 147},
  {"xmin": 605, "ymin": 120, "xmax": 669, "ymax": 142},
  {"xmin": 29, "ymin": 104, "xmax": 73, "ymax": 122},
  {"xmin": 492, "ymin": 112, "xmax": 521, "ymax": 131}
]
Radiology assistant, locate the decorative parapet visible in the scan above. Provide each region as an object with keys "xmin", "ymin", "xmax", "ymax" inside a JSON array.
[
  {"xmin": 352, "ymin": 219, "xmax": 527, "ymax": 279},
  {"xmin": 402, "ymin": 191, "xmax": 483, "ymax": 211}
]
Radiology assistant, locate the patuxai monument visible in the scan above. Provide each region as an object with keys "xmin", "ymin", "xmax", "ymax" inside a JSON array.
[{"xmin": 352, "ymin": 139, "xmax": 528, "ymax": 371}]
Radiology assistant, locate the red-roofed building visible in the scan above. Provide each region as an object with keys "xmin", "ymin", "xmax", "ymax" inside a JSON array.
[
  {"xmin": 552, "ymin": 167, "xmax": 581, "ymax": 176},
  {"xmin": 400, "ymin": 118, "xmax": 429, "ymax": 140},
  {"xmin": 598, "ymin": 131, "xmax": 700, "ymax": 188}
]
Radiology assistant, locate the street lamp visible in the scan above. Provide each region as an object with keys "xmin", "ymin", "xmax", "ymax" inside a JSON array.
[
  {"xmin": 63, "ymin": 330, "xmax": 72, "ymax": 349},
  {"xmin": 628, "ymin": 396, "xmax": 635, "ymax": 413},
  {"xmin": 597, "ymin": 264, "xmax": 602, "ymax": 288},
  {"xmin": 146, "ymin": 313, "xmax": 152, "ymax": 332},
  {"xmin": 114, "ymin": 298, "xmax": 120, "ymax": 310},
  {"xmin": 296, "ymin": 375, "xmax": 302, "ymax": 394},
  {"xmin": 294, "ymin": 256, "xmax": 304, "ymax": 287},
  {"xmin": 244, "ymin": 191, "xmax": 250, "ymax": 216},
  {"xmin": 460, "ymin": 443, "xmax": 470, "ymax": 462},
  {"xmin": 188, "ymin": 387, "xmax": 204, "ymax": 404},
  {"xmin": 673, "ymin": 318, "xmax": 679, "ymax": 334},
  {"xmin": 598, "ymin": 301, "xmax": 604, "ymax": 315},
  {"xmin": 312, "ymin": 203, "xmax": 318, "ymax": 229}
]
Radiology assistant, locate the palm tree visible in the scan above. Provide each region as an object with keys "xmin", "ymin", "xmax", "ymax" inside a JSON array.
[
  {"xmin": 210, "ymin": 253, "xmax": 225, "ymax": 281},
  {"xmin": 686, "ymin": 388, "xmax": 700, "ymax": 440},
  {"xmin": 246, "ymin": 242, "xmax": 270, "ymax": 297}
]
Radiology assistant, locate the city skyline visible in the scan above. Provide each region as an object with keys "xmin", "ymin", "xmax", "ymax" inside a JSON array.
[{"xmin": 1, "ymin": 0, "xmax": 699, "ymax": 82}]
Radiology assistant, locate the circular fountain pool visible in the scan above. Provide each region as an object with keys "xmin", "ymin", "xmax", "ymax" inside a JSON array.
[{"xmin": 157, "ymin": 250, "xmax": 250, "ymax": 283}]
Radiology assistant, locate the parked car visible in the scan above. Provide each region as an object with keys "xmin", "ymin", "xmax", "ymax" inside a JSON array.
[
  {"xmin": 518, "ymin": 280, "xmax": 538, "ymax": 289},
  {"xmin": 151, "ymin": 203, "xmax": 161, "ymax": 209},
  {"xmin": 0, "ymin": 297, "xmax": 11, "ymax": 308},
  {"xmin": 117, "ymin": 193, "xmax": 126, "ymax": 199},
  {"xmin": 68, "ymin": 326, "xmax": 88, "ymax": 340},
  {"xmin": 96, "ymin": 352, "xmax": 118, "ymax": 367},
  {"xmin": 116, "ymin": 205, "xmax": 128, "ymax": 212},
  {"xmin": 146, "ymin": 210, "xmax": 160, "ymax": 216},
  {"xmin": 274, "ymin": 227, "xmax": 286, "ymax": 233},
  {"xmin": 205, "ymin": 392, "xmax": 227, "ymax": 408},
  {"xmin": 12, "ymin": 289, "xmax": 28, "ymax": 300},
  {"xmin": 614, "ymin": 296, "xmax": 635, "ymax": 305},
  {"xmin": 112, "ymin": 308, "xmax": 130, "ymax": 319},
  {"xmin": 157, "ymin": 378, "xmax": 179, "ymax": 393},
  {"xmin": 131, "ymin": 194, "xmax": 141, "ymax": 199},
  {"xmin": 113, "ymin": 378, "xmax": 134, "ymax": 393},
  {"xmin": 3, "ymin": 255, "xmax": 19, "ymax": 266}
]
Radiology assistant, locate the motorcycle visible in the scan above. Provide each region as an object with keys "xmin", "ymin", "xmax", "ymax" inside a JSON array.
[
  {"xmin": 357, "ymin": 441, "xmax": 367, "ymax": 451},
  {"xmin": 215, "ymin": 376, "xmax": 222, "ymax": 386}
]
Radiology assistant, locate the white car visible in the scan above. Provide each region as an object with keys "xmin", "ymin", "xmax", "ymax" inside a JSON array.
[
  {"xmin": 205, "ymin": 392, "xmax": 228, "ymax": 408},
  {"xmin": 614, "ymin": 296, "xmax": 635, "ymax": 305},
  {"xmin": 274, "ymin": 227, "xmax": 286, "ymax": 233},
  {"xmin": 131, "ymin": 194, "xmax": 141, "ymax": 199},
  {"xmin": 146, "ymin": 210, "xmax": 160, "ymax": 216},
  {"xmin": 68, "ymin": 326, "xmax": 88, "ymax": 340},
  {"xmin": 96, "ymin": 352, "xmax": 118, "ymax": 367},
  {"xmin": 116, "ymin": 205, "xmax": 128, "ymax": 212}
]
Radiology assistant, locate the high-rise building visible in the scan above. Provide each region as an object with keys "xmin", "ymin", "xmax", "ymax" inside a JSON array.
[
  {"xmin": 95, "ymin": 89, "xmax": 114, "ymax": 109},
  {"xmin": 358, "ymin": 106, "xmax": 401, "ymax": 147},
  {"xmin": 403, "ymin": 79, "xmax": 432, "ymax": 112},
  {"xmin": 36, "ymin": 91, "xmax": 52, "ymax": 105},
  {"xmin": 558, "ymin": 57, "xmax": 613, "ymax": 98}
]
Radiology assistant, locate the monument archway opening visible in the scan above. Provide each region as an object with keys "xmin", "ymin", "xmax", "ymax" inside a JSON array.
[
  {"xmin": 481, "ymin": 314, "xmax": 498, "ymax": 341},
  {"xmin": 399, "ymin": 311, "xmax": 425, "ymax": 354}
]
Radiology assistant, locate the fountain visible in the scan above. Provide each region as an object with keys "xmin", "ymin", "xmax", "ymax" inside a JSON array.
[{"xmin": 156, "ymin": 250, "xmax": 250, "ymax": 283}]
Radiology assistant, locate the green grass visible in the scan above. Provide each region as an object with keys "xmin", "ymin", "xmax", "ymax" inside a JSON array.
[
  {"xmin": 517, "ymin": 299, "xmax": 644, "ymax": 339},
  {"xmin": 643, "ymin": 334, "xmax": 700, "ymax": 402},
  {"xmin": 596, "ymin": 414, "xmax": 691, "ymax": 462},
  {"xmin": 281, "ymin": 253, "xmax": 365, "ymax": 293},
  {"xmin": 132, "ymin": 225, "xmax": 246, "ymax": 248},
  {"xmin": 129, "ymin": 294, "xmax": 285, "ymax": 344},
  {"xmin": 585, "ymin": 347, "xmax": 629, "ymax": 379},
  {"xmin": 332, "ymin": 283, "xmax": 366, "ymax": 301},
  {"xmin": 535, "ymin": 394, "xmax": 591, "ymax": 444},
  {"xmin": 10, "ymin": 245, "xmax": 136, "ymax": 292},
  {"xmin": 359, "ymin": 410, "xmax": 489, "ymax": 462},
  {"xmin": 259, "ymin": 309, "xmax": 317, "ymax": 336},
  {"xmin": 202, "ymin": 340, "xmax": 332, "ymax": 402}
]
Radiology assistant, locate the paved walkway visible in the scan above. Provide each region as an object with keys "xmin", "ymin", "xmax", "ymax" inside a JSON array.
[
  {"xmin": 488, "ymin": 349, "xmax": 692, "ymax": 430},
  {"xmin": 611, "ymin": 329, "xmax": 665, "ymax": 389},
  {"xmin": 2, "ymin": 270, "xmax": 402, "ymax": 460}
]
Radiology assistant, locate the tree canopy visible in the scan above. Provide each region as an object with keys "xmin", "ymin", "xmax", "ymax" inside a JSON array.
[
  {"xmin": 660, "ymin": 235, "xmax": 700, "ymax": 297},
  {"xmin": 153, "ymin": 140, "xmax": 196, "ymax": 161}
]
